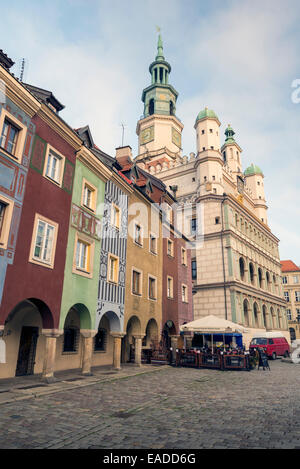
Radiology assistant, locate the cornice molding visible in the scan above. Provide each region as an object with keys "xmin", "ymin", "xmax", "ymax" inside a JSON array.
[
  {"xmin": 136, "ymin": 113, "xmax": 184, "ymax": 134},
  {"xmin": 76, "ymin": 147, "xmax": 112, "ymax": 182},
  {"xmin": 193, "ymin": 281, "xmax": 286, "ymax": 306},
  {"xmin": 0, "ymin": 66, "xmax": 40, "ymax": 117}
]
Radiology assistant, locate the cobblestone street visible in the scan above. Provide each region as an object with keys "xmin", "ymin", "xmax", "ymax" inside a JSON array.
[{"xmin": 0, "ymin": 361, "xmax": 300, "ymax": 449}]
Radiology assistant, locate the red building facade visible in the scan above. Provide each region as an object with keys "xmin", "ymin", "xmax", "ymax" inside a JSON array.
[{"xmin": 0, "ymin": 78, "xmax": 82, "ymax": 378}]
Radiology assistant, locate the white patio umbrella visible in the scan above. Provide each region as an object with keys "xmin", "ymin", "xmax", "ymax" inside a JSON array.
[{"xmin": 180, "ymin": 315, "xmax": 248, "ymax": 352}]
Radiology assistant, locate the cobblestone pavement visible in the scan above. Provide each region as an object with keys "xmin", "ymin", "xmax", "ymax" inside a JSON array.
[{"xmin": 0, "ymin": 361, "xmax": 300, "ymax": 449}]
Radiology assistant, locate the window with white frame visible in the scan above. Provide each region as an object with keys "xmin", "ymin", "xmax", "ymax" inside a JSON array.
[
  {"xmin": 0, "ymin": 119, "xmax": 19, "ymax": 155},
  {"xmin": 81, "ymin": 179, "xmax": 97, "ymax": 212},
  {"xmin": 111, "ymin": 203, "xmax": 120, "ymax": 229},
  {"xmin": 107, "ymin": 253, "xmax": 119, "ymax": 283},
  {"xmin": 286, "ymin": 309, "xmax": 292, "ymax": 321},
  {"xmin": 293, "ymin": 275, "xmax": 299, "ymax": 284},
  {"xmin": 44, "ymin": 147, "xmax": 64, "ymax": 185},
  {"xmin": 30, "ymin": 215, "xmax": 58, "ymax": 268},
  {"xmin": 295, "ymin": 291, "xmax": 300, "ymax": 303},
  {"xmin": 132, "ymin": 269, "xmax": 142, "ymax": 296},
  {"xmin": 76, "ymin": 240, "xmax": 89, "ymax": 272},
  {"xmin": 134, "ymin": 223, "xmax": 142, "ymax": 246},
  {"xmin": 167, "ymin": 276, "xmax": 173, "ymax": 298},
  {"xmin": 282, "ymin": 276, "xmax": 288, "ymax": 284},
  {"xmin": 149, "ymin": 233, "xmax": 157, "ymax": 254},
  {"xmin": 0, "ymin": 196, "xmax": 14, "ymax": 250},
  {"xmin": 167, "ymin": 238, "xmax": 174, "ymax": 257},
  {"xmin": 284, "ymin": 291, "xmax": 290, "ymax": 302},
  {"xmin": 148, "ymin": 276, "xmax": 157, "ymax": 300},
  {"xmin": 297, "ymin": 309, "xmax": 300, "ymax": 322}
]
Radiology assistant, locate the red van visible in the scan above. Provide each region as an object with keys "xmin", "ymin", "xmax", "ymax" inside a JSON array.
[{"xmin": 249, "ymin": 333, "xmax": 290, "ymax": 360}]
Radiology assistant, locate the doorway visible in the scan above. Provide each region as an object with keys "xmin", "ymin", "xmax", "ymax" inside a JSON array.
[{"xmin": 15, "ymin": 326, "xmax": 39, "ymax": 376}]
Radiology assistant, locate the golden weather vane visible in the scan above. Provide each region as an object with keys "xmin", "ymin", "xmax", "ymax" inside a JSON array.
[{"xmin": 156, "ymin": 25, "xmax": 161, "ymax": 33}]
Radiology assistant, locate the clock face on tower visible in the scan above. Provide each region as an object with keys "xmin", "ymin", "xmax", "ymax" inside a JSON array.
[
  {"xmin": 140, "ymin": 125, "xmax": 154, "ymax": 145},
  {"xmin": 172, "ymin": 127, "xmax": 181, "ymax": 148}
]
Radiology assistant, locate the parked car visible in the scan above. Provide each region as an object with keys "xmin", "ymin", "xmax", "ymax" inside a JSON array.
[{"xmin": 249, "ymin": 332, "xmax": 290, "ymax": 360}]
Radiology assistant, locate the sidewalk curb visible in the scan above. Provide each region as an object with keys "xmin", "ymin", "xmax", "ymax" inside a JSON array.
[{"xmin": 0, "ymin": 366, "xmax": 167, "ymax": 406}]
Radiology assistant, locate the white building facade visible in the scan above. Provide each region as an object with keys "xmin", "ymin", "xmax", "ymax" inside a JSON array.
[{"xmin": 134, "ymin": 36, "xmax": 289, "ymax": 347}]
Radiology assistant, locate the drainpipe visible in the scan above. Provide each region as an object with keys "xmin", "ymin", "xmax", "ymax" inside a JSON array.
[{"xmin": 221, "ymin": 194, "xmax": 228, "ymax": 320}]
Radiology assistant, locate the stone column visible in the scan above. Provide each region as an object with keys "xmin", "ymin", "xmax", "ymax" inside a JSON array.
[
  {"xmin": 80, "ymin": 330, "xmax": 97, "ymax": 376},
  {"xmin": 41, "ymin": 329, "xmax": 63, "ymax": 383},
  {"xmin": 111, "ymin": 332, "xmax": 125, "ymax": 371},
  {"xmin": 133, "ymin": 334, "xmax": 144, "ymax": 367},
  {"xmin": 170, "ymin": 335, "xmax": 180, "ymax": 364}
]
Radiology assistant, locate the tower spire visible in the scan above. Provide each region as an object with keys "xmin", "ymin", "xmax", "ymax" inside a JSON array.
[{"xmin": 156, "ymin": 33, "xmax": 165, "ymax": 61}]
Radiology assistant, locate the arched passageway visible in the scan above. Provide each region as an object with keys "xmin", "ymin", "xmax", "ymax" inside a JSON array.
[{"xmin": 1, "ymin": 298, "xmax": 54, "ymax": 378}]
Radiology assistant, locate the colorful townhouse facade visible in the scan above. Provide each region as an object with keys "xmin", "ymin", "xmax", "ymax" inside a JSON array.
[
  {"xmin": 281, "ymin": 260, "xmax": 300, "ymax": 341},
  {"xmin": 0, "ymin": 71, "xmax": 86, "ymax": 378},
  {"xmin": 117, "ymin": 146, "xmax": 193, "ymax": 363},
  {"xmin": 0, "ymin": 44, "xmax": 194, "ymax": 380}
]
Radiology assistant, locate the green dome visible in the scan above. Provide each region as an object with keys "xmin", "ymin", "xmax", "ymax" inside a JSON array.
[
  {"xmin": 195, "ymin": 107, "xmax": 219, "ymax": 123},
  {"xmin": 244, "ymin": 163, "xmax": 263, "ymax": 176}
]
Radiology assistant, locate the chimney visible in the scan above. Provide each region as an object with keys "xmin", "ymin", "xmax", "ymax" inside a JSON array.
[{"xmin": 115, "ymin": 145, "xmax": 133, "ymax": 166}]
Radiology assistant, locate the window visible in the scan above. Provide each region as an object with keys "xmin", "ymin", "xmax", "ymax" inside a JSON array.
[
  {"xmin": 286, "ymin": 309, "xmax": 292, "ymax": 321},
  {"xmin": 192, "ymin": 259, "xmax": 197, "ymax": 280},
  {"xmin": 201, "ymin": 129, "xmax": 205, "ymax": 135},
  {"xmin": 73, "ymin": 232, "xmax": 94, "ymax": 277},
  {"xmin": 0, "ymin": 196, "xmax": 14, "ymax": 250},
  {"xmin": 0, "ymin": 201, "xmax": 6, "ymax": 238},
  {"xmin": 63, "ymin": 328, "xmax": 78, "ymax": 353},
  {"xmin": 191, "ymin": 218, "xmax": 197, "ymax": 235},
  {"xmin": 76, "ymin": 240, "xmax": 89, "ymax": 271},
  {"xmin": 148, "ymin": 276, "xmax": 157, "ymax": 300},
  {"xmin": 167, "ymin": 239, "xmax": 174, "ymax": 257},
  {"xmin": 132, "ymin": 269, "xmax": 142, "ymax": 296},
  {"xmin": 81, "ymin": 179, "xmax": 97, "ymax": 212},
  {"xmin": 215, "ymin": 217, "xmax": 220, "ymax": 224},
  {"xmin": 297, "ymin": 309, "xmax": 300, "ymax": 322},
  {"xmin": 149, "ymin": 233, "xmax": 157, "ymax": 254},
  {"xmin": 108, "ymin": 254, "xmax": 119, "ymax": 283},
  {"xmin": 239, "ymin": 258, "xmax": 245, "ymax": 281},
  {"xmin": 94, "ymin": 329, "xmax": 107, "ymax": 352},
  {"xmin": 181, "ymin": 247, "xmax": 187, "ymax": 265},
  {"xmin": 29, "ymin": 214, "xmax": 58, "ymax": 269},
  {"xmin": 209, "ymin": 129, "xmax": 213, "ymax": 133},
  {"xmin": 0, "ymin": 110, "xmax": 27, "ymax": 162},
  {"xmin": 167, "ymin": 276, "xmax": 173, "ymax": 298},
  {"xmin": 0, "ymin": 119, "xmax": 19, "ymax": 155},
  {"xmin": 295, "ymin": 291, "xmax": 300, "ymax": 303},
  {"xmin": 182, "ymin": 284, "xmax": 188, "ymax": 303},
  {"xmin": 294, "ymin": 276, "xmax": 299, "ymax": 284},
  {"xmin": 44, "ymin": 149, "xmax": 64, "ymax": 184},
  {"xmin": 134, "ymin": 224, "xmax": 142, "ymax": 246},
  {"xmin": 282, "ymin": 276, "xmax": 288, "ymax": 284},
  {"xmin": 284, "ymin": 292, "xmax": 290, "ymax": 302},
  {"xmin": 111, "ymin": 203, "xmax": 121, "ymax": 229}
]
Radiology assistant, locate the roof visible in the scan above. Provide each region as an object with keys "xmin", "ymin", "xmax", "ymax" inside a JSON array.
[
  {"xmin": 195, "ymin": 107, "xmax": 219, "ymax": 123},
  {"xmin": 0, "ymin": 49, "xmax": 14, "ymax": 69},
  {"xmin": 23, "ymin": 83, "xmax": 65, "ymax": 112},
  {"xmin": 244, "ymin": 163, "xmax": 263, "ymax": 177},
  {"xmin": 281, "ymin": 260, "xmax": 300, "ymax": 273}
]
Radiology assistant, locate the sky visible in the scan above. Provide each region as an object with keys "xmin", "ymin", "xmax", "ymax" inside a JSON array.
[{"xmin": 2, "ymin": 0, "xmax": 300, "ymax": 264}]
